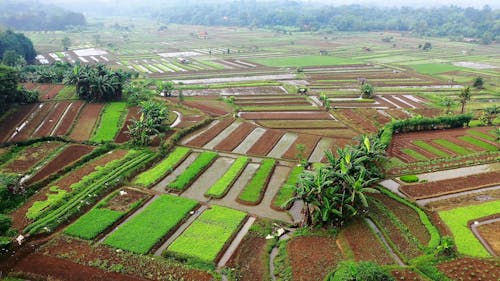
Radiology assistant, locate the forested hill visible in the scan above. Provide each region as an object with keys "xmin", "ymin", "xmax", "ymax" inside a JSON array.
[
  {"xmin": 156, "ymin": 2, "xmax": 499, "ymax": 42},
  {"xmin": 0, "ymin": 1, "xmax": 86, "ymax": 31}
]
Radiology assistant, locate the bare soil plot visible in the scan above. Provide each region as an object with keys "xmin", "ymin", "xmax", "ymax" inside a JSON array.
[
  {"xmin": 282, "ymin": 134, "xmax": 321, "ymax": 160},
  {"xmin": 334, "ymin": 108, "xmax": 379, "ymax": 133},
  {"xmin": 241, "ymin": 111, "xmax": 333, "ymax": 120},
  {"xmin": 287, "ymin": 236, "xmax": 343, "ymax": 281},
  {"xmin": 256, "ymin": 119, "xmax": 345, "ymax": 129},
  {"xmin": 182, "ymin": 99, "xmax": 232, "ymax": 117},
  {"xmin": 40, "ymin": 84, "xmax": 64, "ymax": 101},
  {"xmin": 214, "ymin": 123, "xmax": 257, "ymax": 151},
  {"xmin": 115, "ymin": 106, "xmax": 141, "ymax": 143},
  {"xmin": 1, "ymin": 141, "xmax": 63, "ymax": 174},
  {"xmin": 53, "ymin": 101, "xmax": 85, "ymax": 136},
  {"xmin": 267, "ymin": 133, "xmax": 299, "ymax": 158},
  {"xmin": 203, "ymin": 121, "xmax": 241, "ymax": 149},
  {"xmin": 400, "ymin": 170, "xmax": 500, "ymax": 199},
  {"xmin": 391, "ymin": 269, "xmax": 427, "ymax": 281},
  {"xmin": 476, "ymin": 220, "xmax": 500, "ymax": 256},
  {"xmin": 69, "ymin": 103, "xmax": 104, "ymax": 141},
  {"xmin": 438, "ymin": 258, "xmax": 499, "ymax": 281},
  {"xmin": 12, "ymin": 102, "xmax": 56, "ymax": 142},
  {"xmin": 232, "ymin": 127, "xmax": 267, "ymax": 154},
  {"xmin": 247, "ymin": 129, "xmax": 285, "ymax": 156},
  {"xmin": 0, "ymin": 104, "xmax": 37, "ymax": 142},
  {"xmin": 227, "ymin": 233, "xmax": 268, "ymax": 281},
  {"xmin": 31, "ymin": 102, "xmax": 71, "ymax": 138},
  {"xmin": 26, "ymin": 144, "xmax": 95, "ymax": 185},
  {"xmin": 185, "ymin": 118, "xmax": 235, "ymax": 147}
]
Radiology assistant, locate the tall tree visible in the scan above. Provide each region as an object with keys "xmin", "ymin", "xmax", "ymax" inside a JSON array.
[{"xmin": 459, "ymin": 86, "xmax": 472, "ymax": 114}]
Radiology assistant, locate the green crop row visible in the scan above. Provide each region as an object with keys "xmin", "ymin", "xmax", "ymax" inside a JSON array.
[
  {"xmin": 401, "ymin": 148, "xmax": 428, "ymax": 161},
  {"xmin": 412, "ymin": 140, "xmax": 450, "ymax": 158},
  {"xmin": 91, "ymin": 102, "xmax": 127, "ymax": 142},
  {"xmin": 55, "ymin": 85, "xmax": 77, "ymax": 100},
  {"xmin": 24, "ymin": 150, "xmax": 155, "ymax": 235},
  {"xmin": 26, "ymin": 186, "xmax": 67, "ymax": 220},
  {"xmin": 400, "ymin": 175, "xmax": 419, "ymax": 183},
  {"xmin": 466, "ymin": 129, "xmax": 496, "ymax": 142},
  {"xmin": 167, "ymin": 151, "xmax": 218, "ymax": 191},
  {"xmin": 133, "ymin": 147, "xmax": 191, "ymax": 187},
  {"xmin": 165, "ymin": 205, "xmax": 246, "ymax": 267},
  {"xmin": 104, "ymin": 194, "xmax": 197, "ymax": 254},
  {"xmin": 205, "ymin": 157, "xmax": 249, "ymax": 198},
  {"xmin": 459, "ymin": 136, "xmax": 498, "ymax": 151},
  {"xmin": 64, "ymin": 208, "xmax": 123, "ymax": 240},
  {"xmin": 432, "ymin": 139, "xmax": 472, "ymax": 155},
  {"xmin": 237, "ymin": 159, "xmax": 276, "ymax": 204},
  {"xmin": 439, "ymin": 200, "xmax": 500, "ymax": 257},
  {"xmin": 272, "ymin": 166, "xmax": 304, "ymax": 210}
]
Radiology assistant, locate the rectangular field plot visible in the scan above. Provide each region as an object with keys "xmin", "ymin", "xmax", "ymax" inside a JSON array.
[
  {"xmin": 167, "ymin": 151, "xmax": 218, "ymax": 191},
  {"xmin": 103, "ymin": 194, "xmax": 198, "ymax": 254},
  {"xmin": 91, "ymin": 102, "xmax": 127, "ymax": 142},
  {"xmin": 165, "ymin": 205, "xmax": 246, "ymax": 266}
]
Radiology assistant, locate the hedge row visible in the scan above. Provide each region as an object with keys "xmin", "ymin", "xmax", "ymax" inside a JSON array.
[
  {"xmin": 167, "ymin": 151, "xmax": 218, "ymax": 191},
  {"xmin": 205, "ymin": 156, "xmax": 249, "ymax": 198}
]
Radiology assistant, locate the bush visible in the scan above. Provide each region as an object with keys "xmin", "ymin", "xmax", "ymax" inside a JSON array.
[
  {"xmin": 325, "ymin": 261, "xmax": 394, "ymax": 281},
  {"xmin": 400, "ymin": 175, "xmax": 419, "ymax": 183},
  {"xmin": 0, "ymin": 214, "xmax": 12, "ymax": 235}
]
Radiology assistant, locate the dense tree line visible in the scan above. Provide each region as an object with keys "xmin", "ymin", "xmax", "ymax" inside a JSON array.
[
  {"xmin": 0, "ymin": 65, "xmax": 38, "ymax": 115},
  {"xmin": 156, "ymin": 2, "xmax": 500, "ymax": 41},
  {"xmin": 0, "ymin": 30, "xmax": 36, "ymax": 64},
  {"xmin": 0, "ymin": 1, "xmax": 86, "ymax": 31}
]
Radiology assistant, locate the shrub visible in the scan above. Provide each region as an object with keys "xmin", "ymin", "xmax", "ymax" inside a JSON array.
[
  {"xmin": 400, "ymin": 175, "xmax": 419, "ymax": 183},
  {"xmin": 325, "ymin": 261, "xmax": 394, "ymax": 281},
  {"xmin": 0, "ymin": 214, "xmax": 12, "ymax": 235}
]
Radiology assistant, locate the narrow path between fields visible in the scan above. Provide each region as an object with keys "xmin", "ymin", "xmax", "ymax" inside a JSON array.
[
  {"xmin": 217, "ymin": 216, "xmax": 256, "ymax": 268},
  {"xmin": 153, "ymin": 205, "xmax": 208, "ymax": 256},
  {"xmin": 170, "ymin": 111, "xmax": 182, "ymax": 128},
  {"xmin": 470, "ymin": 217, "xmax": 500, "ymax": 257},
  {"xmin": 364, "ymin": 218, "xmax": 405, "ymax": 266}
]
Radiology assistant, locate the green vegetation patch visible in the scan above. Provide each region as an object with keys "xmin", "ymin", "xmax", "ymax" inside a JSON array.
[
  {"xmin": 55, "ymin": 85, "xmax": 77, "ymax": 99},
  {"xmin": 205, "ymin": 156, "xmax": 249, "ymax": 198},
  {"xmin": 65, "ymin": 208, "xmax": 123, "ymax": 240},
  {"xmin": 459, "ymin": 136, "xmax": 498, "ymax": 151},
  {"xmin": 134, "ymin": 147, "xmax": 191, "ymax": 187},
  {"xmin": 167, "ymin": 151, "xmax": 218, "ymax": 191},
  {"xmin": 433, "ymin": 139, "xmax": 472, "ymax": 155},
  {"xmin": 91, "ymin": 102, "xmax": 127, "ymax": 142},
  {"xmin": 439, "ymin": 200, "xmax": 500, "ymax": 257},
  {"xmin": 166, "ymin": 205, "xmax": 246, "ymax": 266},
  {"xmin": 400, "ymin": 175, "xmax": 419, "ymax": 183},
  {"xmin": 104, "ymin": 194, "xmax": 197, "ymax": 254},
  {"xmin": 237, "ymin": 159, "xmax": 276, "ymax": 204},
  {"xmin": 26, "ymin": 186, "xmax": 67, "ymax": 220},
  {"xmin": 413, "ymin": 140, "xmax": 450, "ymax": 158},
  {"xmin": 252, "ymin": 55, "xmax": 362, "ymax": 67},
  {"xmin": 467, "ymin": 129, "xmax": 496, "ymax": 142},
  {"xmin": 410, "ymin": 63, "xmax": 466, "ymax": 75},
  {"xmin": 401, "ymin": 148, "xmax": 428, "ymax": 161},
  {"xmin": 273, "ymin": 166, "xmax": 304, "ymax": 209}
]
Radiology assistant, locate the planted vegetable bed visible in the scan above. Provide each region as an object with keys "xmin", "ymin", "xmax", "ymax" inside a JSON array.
[
  {"xmin": 165, "ymin": 205, "xmax": 246, "ymax": 266},
  {"xmin": 104, "ymin": 194, "xmax": 198, "ymax": 254},
  {"xmin": 237, "ymin": 159, "xmax": 275, "ymax": 205},
  {"xmin": 134, "ymin": 147, "xmax": 191, "ymax": 187},
  {"xmin": 272, "ymin": 166, "xmax": 304, "ymax": 210},
  {"xmin": 1, "ymin": 141, "xmax": 63, "ymax": 174},
  {"xmin": 91, "ymin": 102, "xmax": 127, "ymax": 142},
  {"xmin": 205, "ymin": 156, "xmax": 249, "ymax": 198},
  {"xmin": 167, "ymin": 151, "xmax": 218, "ymax": 191}
]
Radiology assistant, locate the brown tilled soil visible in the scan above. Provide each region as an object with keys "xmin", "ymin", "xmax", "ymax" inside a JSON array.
[
  {"xmin": 115, "ymin": 107, "xmax": 141, "ymax": 143},
  {"xmin": 103, "ymin": 188, "xmax": 149, "ymax": 212},
  {"xmin": 31, "ymin": 102, "xmax": 71, "ymax": 138},
  {"xmin": 12, "ymin": 102, "xmax": 56, "ymax": 142},
  {"xmin": 182, "ymin": 100, "xmax": 231, "ymax": 116},
  {"xmin": 287, "ymin": 236, "xmax": 343, "ymax": 281},
  {"xmin": 2, "ymin": 142, "xmax": 63, "ymax": 174},
  {"xmin": 0, "ymin": 104, "xmax": 37, "ymax": 142},
  {"xmin": 282, "ymin": 134, "xmax": 321, "ymax": 160},
  {"xmin": 41, "ymin": 84, "xmax": 64, "ymax": 101},
  {"xmin": 241, "ymin": 111, "xmax": 332, "ymax": 120},
  {"xmin": 476, "ymin": 220, "xmax": 500, "ymax": 256},
  {"xmin": 185, "ymin": 117, "xmax": 235, "ymax": 147},
  {"xmin": 26, "ymin": 144, "xmax": 95, "ymax": 185},
  {"xmin": 214, "ymin": 122, "xmax": 257, "ymax": 151},
  {"xmin": 69, "ymin": 103, "xmax": 104, "ymax": 141},
  {"xmin": 438, "ymin": 258, "xmax": 500, "ymax": 281},
  {"xmin": 53, "ymin": 101, "xmax": 85, "ymax": 136},
  {"xmin": 227, "ymin": 234, "xmax": 268, "ymax": 281},
  {"xmin": 391, "ymin": 269, "xmax": 427, "ymax": 281},
  {"xmin": 400, "ymin": 170, "xmax": 500, "ymax": 199},
  {"xmin": 247, "ymin": 129, "xmax": 285, "ymax": 156}
]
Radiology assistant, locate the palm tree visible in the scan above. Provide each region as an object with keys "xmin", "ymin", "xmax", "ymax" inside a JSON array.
[{"xmin": 459, "ymin": 86, "xmax": 471, "ymax": 114}]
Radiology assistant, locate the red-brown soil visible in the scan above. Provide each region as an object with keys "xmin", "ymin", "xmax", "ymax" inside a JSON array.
[
  {"xmin": 386, "ymin": 108, "xmax": 410, "ymax": 119},
  {"xmin": 103, "ymin": 188, "xmax": 149, "ymax": 212},
  {"xmin": 182, "ymin": 100, "xmax": 231, "ymax": 116},
  {"xmin": 237, "ymin": 101, "xmax": 311, "ymax": 107},
  {"xmin": 0, "ymin": 104, "xmax": 37, "ymax": 143},
  {"xmin": 176, "ymin": 115, "xmax": 205, "ymax": 129},
  {"xmin": 227, "ymin": 234, "xmax": 268, "ymax": 281},
  {"xmin": 26, "ymin": 144, "xmax": 95, "ymax": 185},
  {"xmin": 68, "ymin": 103, "xmax": 104, "ymax": 141},
  {"xmin": 214, "ymin": 122, "xmax": 257, "ymax": 151},
  {"xmin": 2, "ymin": 142, "xmax": 63, "ymax": 174},
  {"xmin": 413, "ymin": 108, "xmax": 442, "ymax": 117},
  {"xmin": 400, "ymin": 170, "xmax": 500, "ymax": 199},
  {"xmin": 12, "ymin": 102, "xmax": 56, "ymax": 142},
  {"xmin": 282, "ymin": 134, "xmax": 321, "ymax": 160},
  {"xmin": 53, "ymin": 101, "xmax": 85, "ymax": 136},
  {"xmin": 115, "ymin": 106, "xmax": 141, "ymax": 143},
  {"xmin": 11, "ymin": 150, "xmax": 128, "ymax": 231},
  {"xmin": 339, "ymin": 218, "xmax": 395, "ymax": 265},
  {"xmin": 185, "ymin": 118, "xmax": 235, "ymax": 147},
  {"xmin": 247, "ymin": 129, "xmax": 285, "ymax": 156},
  {"xmin": 39, "ymin": 236, "xmax": 213, "ymax": 281},
  {"xmin": 438, "ymin": 258, "xmax": 499, "ymax": 281},
  {"xmin": 287, "ymin": 236, "xmax": 342, "ymax": 281},
  {"xmin": 41, "ymin": 84, "xmax": 64, "ymax": 101},
  {"xmin": 335, "ymin": 109, "xmax": 378, "ymax": 133},
  {"xmin": 14, "ymin": 253, "xmax": 150, "ymax": 281},
  {"xmin": 476, "ymin": 220, "xmax": 500, "ymax": 256},
  {"xmin": 241, "ymin": 111, "xmax": 333, "ymax": 120},
  {"xmin": 391, "ymin": 269, "xmax": 427, "ymax": 281},
  {"xmin": 31, "ymin": 102, "xmax": 71, "ymax": 138}
]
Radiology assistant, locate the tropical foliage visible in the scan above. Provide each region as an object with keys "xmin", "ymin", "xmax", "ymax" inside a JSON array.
[{"xmin": 128, "ymin": 100, "xmax": 169, "ymax": 146}]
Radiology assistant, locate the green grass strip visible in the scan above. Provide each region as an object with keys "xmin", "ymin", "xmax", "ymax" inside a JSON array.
[
  {"xmin": 439, "ymin": 200, "xmax": 500, "ymax": 257},
  {"xmin": 167, "ymin": 151, "xmax": 218, "ymax": 191},
  {"xmin": 166, "ymin": 205, "xmax": 246, "ymax": 266},
  {"xmin": 91, "ymin": 102, "xmax": 127, "ymax": 142},
  {"xmin": 205, "ymin": 157, "xmax": 249, "ymax": 198},
  {"xmin": 401, "ymin": 148, "xmax": 428, "ymax": 161},
  {"xmin": 273, "ymin": 166, "xmax": 304, "ymax": 209},
  {"xmin": 104, "ymin": 194, "xmax": 197, "ymax": 254},
  {"xmin": 65, "ymin": 208, "xmax": 123, "ymax": 240},
  {"xmin": 459, "ymin": 136, "xmax": 498, "ymax": 152},
  {"xmin": 238, "ymin": 159, "xmax": 275, "ymax": 204},
  {"xmin": 413, "ymin": 140, "xmax": 450, "ymax": 158},
  {"xmin": 133, "ymin": 147, "xmax": 191, "ymax": 187},
  {"xmin": 467, "ymin": 129, "xmax": 496, "ymax": 142},
  {"xmin": 433, "ymin": 139, "xmax": 472, "ymax": 155},
  {"xmin": 55, "ymin": 85, "xmax": 77, "ymax": 100}
]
